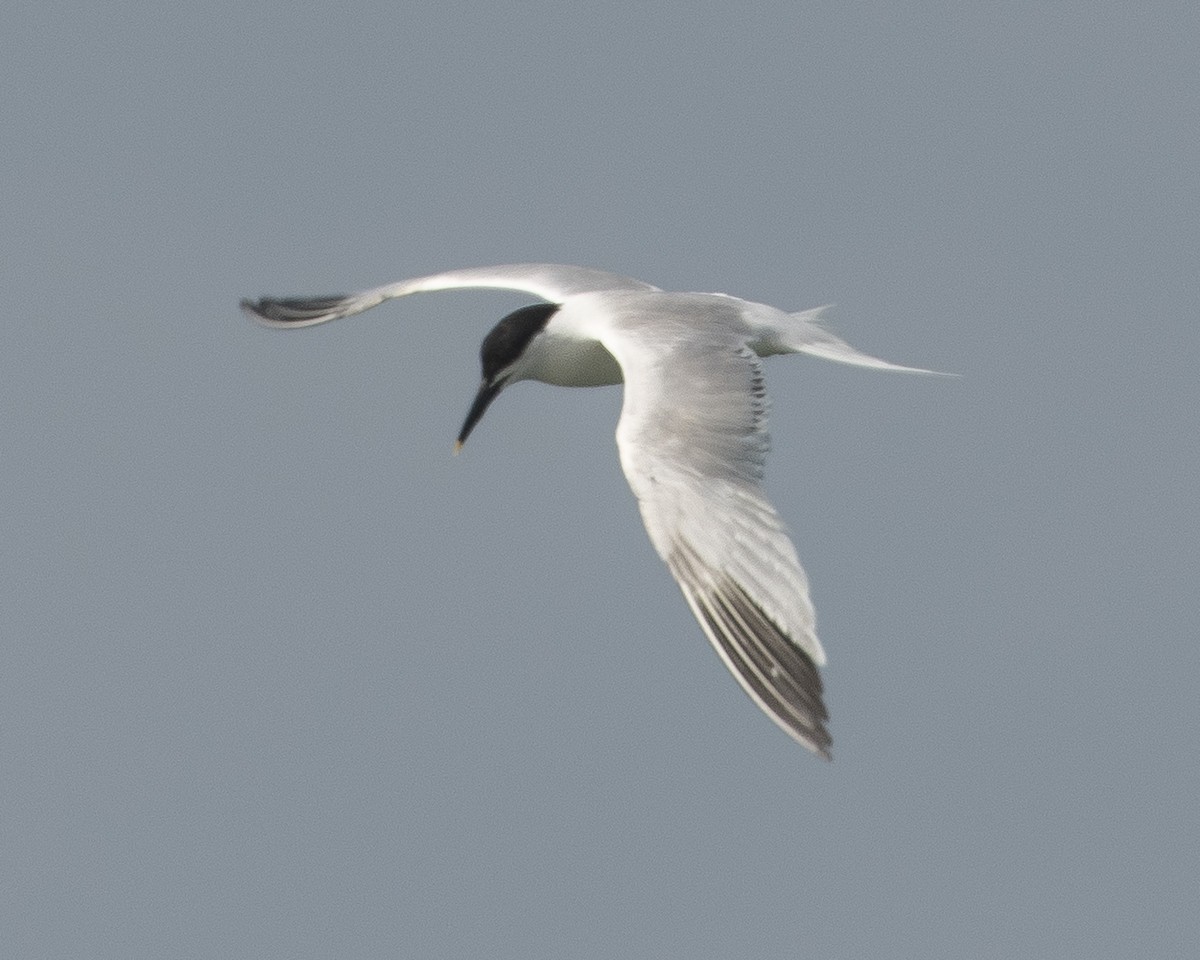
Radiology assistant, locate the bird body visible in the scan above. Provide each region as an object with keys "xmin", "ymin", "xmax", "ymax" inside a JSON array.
[{"xmin": 243, "ymin": 264, "xmax": 939, "ymax": 758}]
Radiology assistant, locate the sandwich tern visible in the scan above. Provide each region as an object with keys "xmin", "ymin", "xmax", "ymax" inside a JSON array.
[{"xmin": 242, "ymin": 263, "xmax": 939, "ymax": 758}]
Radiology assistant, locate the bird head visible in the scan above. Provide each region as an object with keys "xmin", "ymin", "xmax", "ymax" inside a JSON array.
[{"xmin": 455, "ymin": 302, "xmax": 560, "ymax": 451}]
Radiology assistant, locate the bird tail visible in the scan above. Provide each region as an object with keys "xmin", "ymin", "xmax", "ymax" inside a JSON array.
[{"xmin": 782, "ymin": 306, "xmax": 950, "ymax": 375}]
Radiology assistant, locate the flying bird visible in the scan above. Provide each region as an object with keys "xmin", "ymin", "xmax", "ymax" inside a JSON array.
[{"xmin": 242, "ymin": 264, "xmax": 939, "ymax": 758}]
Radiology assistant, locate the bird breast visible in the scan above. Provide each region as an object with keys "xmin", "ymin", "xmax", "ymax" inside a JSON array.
[{"xmin": 523, "ymin": 331, "xmax": 624, "ymax": 387}]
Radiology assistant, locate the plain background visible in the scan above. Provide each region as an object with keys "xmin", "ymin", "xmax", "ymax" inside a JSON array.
[{"xmin": 4, "ymin": 2, "xmax": 1197, "ymax": 957}]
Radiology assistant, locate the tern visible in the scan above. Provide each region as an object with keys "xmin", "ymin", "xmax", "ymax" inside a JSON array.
[{"xmin": 242, "ymin": 264, "xmax": 939, "ymax": 758}]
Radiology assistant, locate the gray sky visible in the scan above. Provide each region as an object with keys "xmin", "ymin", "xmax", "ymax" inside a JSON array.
[{"xmin": 4, "ymin": 2, "xmax": 1197, "ymax": 957}]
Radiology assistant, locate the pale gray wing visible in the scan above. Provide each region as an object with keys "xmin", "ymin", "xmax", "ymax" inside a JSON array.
[
  {"xmin": 241, "ymin": 263, "xmax": 658, "ymax": 328},
  {"xmin": 600, "ymin": 299, "xmax": 832, "ymax": 757}
]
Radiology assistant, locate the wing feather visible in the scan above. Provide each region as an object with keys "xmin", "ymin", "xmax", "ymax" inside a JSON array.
[
  {"xmin": 670, "ymin": 540, "xmax": 831, "ymax": 757},
  {"xmin": 241, "ymin": 263, "xmax": 657, "ymax": 328},
  {"xmin": 598, "ymin": 297, "xmax": 832, "ymax": 755}
]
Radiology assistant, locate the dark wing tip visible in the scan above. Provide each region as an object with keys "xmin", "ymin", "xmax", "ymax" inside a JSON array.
[
  {"xmin": 670, "ymin": 543, "xmax": 833, "ymax": 758},
  {"xmin": 239, "ymin": 294, "xmax": 352, "ymax": 327}
]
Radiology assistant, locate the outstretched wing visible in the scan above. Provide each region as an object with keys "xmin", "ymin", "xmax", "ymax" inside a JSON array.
[
  {"xmin": 597, "ymin": 296, "xmax": 832, "ymax": 757},
  {"xmin": 241, "ymin": 263, "xmax": 659, "ymax": 328}
]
